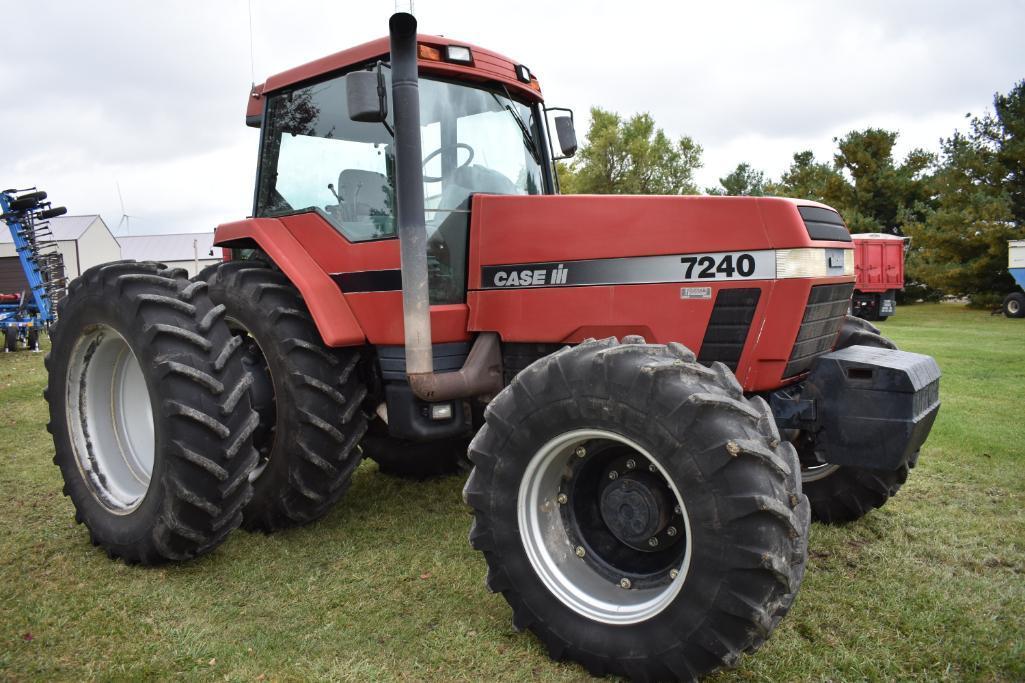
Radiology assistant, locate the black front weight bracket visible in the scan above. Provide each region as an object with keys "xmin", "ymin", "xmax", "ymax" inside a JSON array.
[{"xmin": 769, "ymin": 345, "xmax": 941, "ymax": 470}]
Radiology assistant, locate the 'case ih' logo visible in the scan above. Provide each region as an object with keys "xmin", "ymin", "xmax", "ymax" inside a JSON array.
[{"xmin": 492, "ymin": 264, "xmax": 568, "ymax": 287}]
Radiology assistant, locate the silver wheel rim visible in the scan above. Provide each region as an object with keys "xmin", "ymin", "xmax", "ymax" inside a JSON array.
[
  {"xmin": 66, "ymin": 324, "xmax": 155, "ymax": 513},
  {"xmin": 1010, "ymin": 299, "xmax": 1021, "ymax": 315},
  {"xmin": 517, "ymin": 429, "xmax": 691, "ymax": 625},
  {"xmin": 801, "ymin": 462, "xmax": 840, "ymax": 482}
]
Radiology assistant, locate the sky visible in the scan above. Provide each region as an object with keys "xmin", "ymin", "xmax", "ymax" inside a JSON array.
[{"xmin": 2, "ymin": 0, "xmax": 1023, "ymax": 235}]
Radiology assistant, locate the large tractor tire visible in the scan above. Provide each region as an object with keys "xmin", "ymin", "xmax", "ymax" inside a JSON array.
[
  {"xmin": 46, "ymin": 261, "xmax": 259, "ymax": 563},
  {"xmin": 363, "ymin": 431, "xmax": 469, "ymax": 479},
  {"xmin": 798, "ymin": 315, "xmax": 912, "ymax": 524},
  {"xmin": 5, "ymin": 326, "xmax": 18, "ymax": 352},
  {"xmin": 464, "ymin": 337, "xmax": 809, "ymax": 680},
  {"xmin": 203, "ymin": 260, "xmax": 368, "ymax": 532},
  {"xmin": 1003, "ymin": 292, "xmax": 1025, "ymax": 318}
]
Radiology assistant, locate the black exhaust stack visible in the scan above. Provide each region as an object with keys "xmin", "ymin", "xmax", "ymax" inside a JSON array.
[
  {"xmin": 389, "ymin": 12, "xmax": 502, "ymax": 402},
  {"xmin": 389, "ymin": 12, "xmax": 433, "ymax": 378}
]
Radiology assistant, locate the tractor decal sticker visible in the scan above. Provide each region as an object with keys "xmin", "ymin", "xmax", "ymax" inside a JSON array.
[{"xmin": 480, "ymin": 249, "xmax": 776, "ymax": 289}]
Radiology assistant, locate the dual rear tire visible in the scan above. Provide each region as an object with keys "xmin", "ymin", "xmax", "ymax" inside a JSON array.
[
  {"xmin": 47, "ymin": 259, "xmax": 371, "ymax": 563},
  {"xmin": 201, "ymin": 260, "xmax": 368, "ymax": 532},
  {"xmin": 46, "ymin": 262, "xmax": 260, "ymax": 562}
]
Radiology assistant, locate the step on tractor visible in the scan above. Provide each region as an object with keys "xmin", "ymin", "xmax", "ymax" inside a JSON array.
[
  {"xmin": 45, "ymin": 12, "xmax": 942, "ymax": 680},
  {"xmin": 0, "ymin": 189, "xmax": 68, "ymax": 351}
]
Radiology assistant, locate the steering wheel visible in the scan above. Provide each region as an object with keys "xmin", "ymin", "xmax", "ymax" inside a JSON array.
[{"xmin": 422, "ymin": 143, "xmax": 475, "ymax": 182}]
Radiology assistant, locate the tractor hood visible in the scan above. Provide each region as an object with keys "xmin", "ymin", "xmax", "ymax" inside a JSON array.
[{"xmin": 467, "ymin": 194, "xmax": 852, "ymax": 291}]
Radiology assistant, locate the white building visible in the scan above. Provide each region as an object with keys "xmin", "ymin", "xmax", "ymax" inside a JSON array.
[
  {"xmin": 0, "ymin": 215, "xmax": 224, "ymax": 294},
  {"xmin": 0, "ymin": 215, "xmax": 121, "ymax": 294},
  {"xmin": 117, "ymin": 233, "xmax": 223, "ymax": 277}
]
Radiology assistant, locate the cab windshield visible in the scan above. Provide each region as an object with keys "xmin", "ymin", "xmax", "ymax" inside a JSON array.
[{"xmin": 255, "ymin": 66, "xmax": 546, "ymax": 303}]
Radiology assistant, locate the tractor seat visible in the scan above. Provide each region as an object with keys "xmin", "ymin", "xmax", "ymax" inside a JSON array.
[{"xmin": 336, "ymin": 169, "xmax": 392, "ymax": 222}]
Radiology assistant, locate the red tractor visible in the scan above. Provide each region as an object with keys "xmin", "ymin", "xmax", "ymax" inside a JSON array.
[{"xmin": 45, "ymin": 13, "xmax": 940, "ymax": 680}]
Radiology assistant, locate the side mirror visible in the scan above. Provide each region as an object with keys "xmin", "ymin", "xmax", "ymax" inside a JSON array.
[
  {"xmin": 347, "ymin": 68, "xmax": 387, "ymax": 122},
  {"xmin": 553, "ymin": 114, "xmax": 577, "ymax": 158}
]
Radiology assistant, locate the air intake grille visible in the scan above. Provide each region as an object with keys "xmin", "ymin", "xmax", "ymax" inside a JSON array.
[
  {"xmin": 799, "ymin": 206, "xmax": 851, "ymax": 242},
  {"xmin": 784, "ymin": 283, "xmax": 854, "ymax": 377},
  {"xmin": 698, "ymin": 288, "xmax": 761, "ymax": 371}
]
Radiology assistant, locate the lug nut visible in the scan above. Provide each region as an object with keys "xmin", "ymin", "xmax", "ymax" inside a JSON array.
[
  {"xmin": 648, "ymin": 537, "xmax": 659, "ymax": 547},
  {"xmin": 670, "ymin": 569, "xmax": 679, "ymax": 579},
  {"xmin": 608, "ymin": 470, "xmax": 619, "ymax": 480},
  {"xmin": 769, "ymin": 438, "xmax": 781, "ymax": 449},
  {"xmin": 575, "ymin": 446, "xmax": 587, "ymax": 458},
  {"xmin": 575, "ymin": 546, "xmax": 586, "ymax": 558},
  {"xmin": 648, "ymin": 463, "xmax": 657, "ymax": 473},
  {"xmin": 556, "ymin": 493, "xmax": 568, "ymax": 505},
  {"xmin": 726, "ymin": 441, "xmax": 741, "ymax": 456},
  {"xmin": 674, "ymin": 505, "xmax": 682, "ymax": 516},
  {"xmin": 666, "ymin": 526, "xmax": 677, "ymax": 537},
  {"xmin": 626, "ymin": 459, "xmax": 636, "ymax": 470},
  {"xmin": 619, "ymin": 578, "xmax": 632, "ymax": 589}
]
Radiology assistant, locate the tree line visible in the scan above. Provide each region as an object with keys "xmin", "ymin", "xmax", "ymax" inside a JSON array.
[{"xmin": 557, "ymin": 80, "xmax": 1025, "ymax": 306}]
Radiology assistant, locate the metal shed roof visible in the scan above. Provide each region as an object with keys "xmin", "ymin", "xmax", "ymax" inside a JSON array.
[
  {"xmin": 0, "ymin": 214, "xmax": 100, "ymax": 243},
  {"xmin": 117, "ymin": 233, "xmax": 222, "ymax": 262}
]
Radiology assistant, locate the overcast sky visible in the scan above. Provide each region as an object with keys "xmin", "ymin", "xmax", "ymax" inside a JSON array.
[{"xmin": 3, "ymin": 1, "xmax": 1023, "ymax": 235}]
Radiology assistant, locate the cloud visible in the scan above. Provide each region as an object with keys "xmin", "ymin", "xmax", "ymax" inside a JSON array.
[{"xmin": 3, "ymin": 0, "xmax": 1023, "ymax": 230}]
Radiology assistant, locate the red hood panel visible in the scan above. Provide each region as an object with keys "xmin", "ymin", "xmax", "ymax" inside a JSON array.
[{"xmin": 468, "ymin": 194, "xmax": 849, "ymax": 289}]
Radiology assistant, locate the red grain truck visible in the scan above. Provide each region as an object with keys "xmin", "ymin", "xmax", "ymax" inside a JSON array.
[{"xmin": 851, "ymin": 233, "xmax": 907, "ymax": 320}]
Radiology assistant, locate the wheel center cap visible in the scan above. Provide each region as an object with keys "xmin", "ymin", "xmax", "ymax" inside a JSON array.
[{"xmin": 600, "ymin": 474, "xmax": 669, "ymax": 548}]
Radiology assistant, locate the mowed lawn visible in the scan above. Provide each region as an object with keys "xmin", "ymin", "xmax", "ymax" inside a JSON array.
[{"xmin": 1, "ymin": 304, "xmax": 1022, "ymax": 681}]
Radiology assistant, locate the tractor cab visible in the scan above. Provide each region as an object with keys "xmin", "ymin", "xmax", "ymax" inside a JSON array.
[{"xmin": 247, "ymin": 34, "xmax": 570, "ymax": 304}]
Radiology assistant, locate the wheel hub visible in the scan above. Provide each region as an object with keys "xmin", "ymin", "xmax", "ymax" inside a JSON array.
[
  {"xmin": 599, "ymin": 473, "xmax": 671, "ymax": 550},
  {"xmin": 517, "ymin": 430, "xmax": 692, "ymax": 625}
]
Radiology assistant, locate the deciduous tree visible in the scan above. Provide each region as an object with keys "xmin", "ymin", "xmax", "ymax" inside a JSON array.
[{"xmin": 557, "ymin": 108, "xmax": 702, "ymax": 195}]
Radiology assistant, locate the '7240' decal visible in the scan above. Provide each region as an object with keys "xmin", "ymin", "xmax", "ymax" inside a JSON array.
[{"xmin": 680, "ymin": 253, "xmax": 757, "ymax": 279}]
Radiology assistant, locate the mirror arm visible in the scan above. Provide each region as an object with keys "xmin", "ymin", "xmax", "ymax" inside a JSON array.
[{"xmin": 375, "ymin": 63, "xmax": 395, "ymax": 138}]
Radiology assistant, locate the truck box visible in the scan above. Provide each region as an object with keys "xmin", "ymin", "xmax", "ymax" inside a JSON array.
[{"xmin": 852, "ymin": 233, "xmax": 907, "ymax": 320}]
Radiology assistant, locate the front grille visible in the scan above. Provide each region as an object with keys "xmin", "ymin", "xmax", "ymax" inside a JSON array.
[
  {"xmin": 784, "ymin": 283, "xmax": 854, "ymax": 377},
  {"xmin": 698, "ymin": 288, "xmax": 761, "ymax": 371}
]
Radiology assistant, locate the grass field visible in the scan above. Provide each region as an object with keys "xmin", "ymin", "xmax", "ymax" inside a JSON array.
[{"xmin": 1, "ymin": 303, "xmax": 1023, "ymax": 681}]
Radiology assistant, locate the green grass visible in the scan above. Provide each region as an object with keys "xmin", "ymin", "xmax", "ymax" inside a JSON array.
[{"xmin": 1, "ymin": 303, "xmax": 1023, "ymax": 681}]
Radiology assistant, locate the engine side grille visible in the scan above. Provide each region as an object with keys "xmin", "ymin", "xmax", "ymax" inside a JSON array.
[
  {"xmin": 799, "ymin": 206, "xmax": 851, "ymax": 242},
  {"xmin": 784, "ymin": 283, "xmax": 854, "ymax": 377},
  {"xmin": 697, "ymin": 288, "xmax": 761, "ymax": 371}
]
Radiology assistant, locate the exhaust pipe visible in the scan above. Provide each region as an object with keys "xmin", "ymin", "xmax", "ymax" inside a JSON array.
[
  {"xmin": 389, "ymin": 12, "xmax": 502, "ymax": 402},
  {"xmin": 389, "ymin": 12, "xmax": 433, "ymax": 377}
]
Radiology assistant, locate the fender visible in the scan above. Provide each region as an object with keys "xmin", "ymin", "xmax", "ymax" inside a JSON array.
[{"xmin": 214, "ymin": 218, "xmax": 366, "ymax": 346}]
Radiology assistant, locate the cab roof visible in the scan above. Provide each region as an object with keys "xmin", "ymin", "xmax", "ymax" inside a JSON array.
[{"xmin": 247, "ymin": 33, "xmax": 543, "ymax": 124}]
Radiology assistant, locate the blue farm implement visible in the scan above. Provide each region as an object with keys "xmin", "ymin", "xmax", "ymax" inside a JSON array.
[
  {"xmin": 1002, "ymin": 240, "xmax": 1025, "ymax": 318},
  {"xmin": 0, "ymin": 188, "xmax": 67, "ymax": 350}
]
